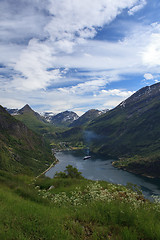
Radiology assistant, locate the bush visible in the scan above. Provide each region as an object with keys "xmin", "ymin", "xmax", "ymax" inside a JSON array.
[{"xmin": 54, "ymin": 165, "xmax": 84, "ymax": 179}]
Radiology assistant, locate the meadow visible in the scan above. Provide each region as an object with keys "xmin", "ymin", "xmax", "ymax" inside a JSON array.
[{"xmin": 0, "ymin": 167, "xmax": 160, "ymax": 240}]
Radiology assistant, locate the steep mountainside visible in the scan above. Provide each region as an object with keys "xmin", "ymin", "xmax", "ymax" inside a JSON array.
[
  {"xmin": 86, "ymin": 83, "xmax": 160, "ymax": 177},
  {"xmin": 70, "ymin": 109, "xmax": 105, "ymax": 127},
  {"xmin": 0, "ymin": 105, "xmax": 54, "ymax": 175},
  {"xmin": 50, "ymin": 110, "xmax": 79, "ymax": 126},
  {"xmin": 17, "ymin": 104, "xmax": 46, "ymax": 122},
  {"xmin": 14, "ymin": 104, "xmax": 63, "ymax": 140}
]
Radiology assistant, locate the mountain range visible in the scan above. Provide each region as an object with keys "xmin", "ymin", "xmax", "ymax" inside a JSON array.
[
  {"xmin": 3, "ymin": 82, "xmax": 160, "ymax": 177},
  {"xmin": 6, "ymin": 105, "xmax": 107, "ymax": 129},
  {"xmin": 49, "ymin": 110, "xmax": 79, "ymax": 126}
]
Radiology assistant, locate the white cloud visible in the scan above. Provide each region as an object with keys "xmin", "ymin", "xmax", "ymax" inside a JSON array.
[
  {"xmin": 94, "ymin": 89, "xmax": 135, "ymax": 110},
  {"xmin": 143, "ymin": 72, "xmax": 160, "ymax": 85},
  {"xmin": 142, "ymin": 24, "xmax": 160, "ymax": 67},
  {"xmin": 0, "ymin": 82, "xmax": 135, "ymax": 115},
  {"xmin": 0, "ymin": 0, "xmax": 50, "ymax": 43},
  {"xmin": 0, "ymin": 98, "xmax": 26, "ymax": 109},
  {"xmin": 144, "ymin": 73, "xmax": 154, "ymax": 80},
  {"xmin": 128, "ymin": 0, "xmax": 147, "ymax": 15},
  {"xmin": 46, "ymin": 0, "xmax": 139, "ymax": 42},
  {"xmin": 59, "ymin": 79, "xmax": 107, "ymax": 95},
  {"xmin": 12, "ymin": 39, "xmax": 61, "ymax": 90},
  {"xmin": 53, "ymin": 38, "xmax": 143, "ymax": 71},
  {"xmin": 0, "ymin": 0, "xmax": 156, "ymax": 114},
  {"xmin": 0, "ymin": 44, "xmax": 24, "ymax": 64},
  {"xmin": 101, "ymin": 89, "xmax": 134, "ymax": 98},
  {"xmin": 0, "ymin": 0, "xmax": 142, "ymax": 91}
]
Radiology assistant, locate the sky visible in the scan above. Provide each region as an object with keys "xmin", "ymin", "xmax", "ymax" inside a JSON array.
[{"xmin": 0, "ymin": 0, "xmax": 160, "ymax": 116}]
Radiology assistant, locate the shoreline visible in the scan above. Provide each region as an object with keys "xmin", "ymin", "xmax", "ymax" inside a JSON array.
[
  {"xmin": 36, "ymin": 158, "xmax": 59, "ymax": 178},
  {"xmin": 112, "ymin": 163, "xmax": 159, "ymax": 179}
]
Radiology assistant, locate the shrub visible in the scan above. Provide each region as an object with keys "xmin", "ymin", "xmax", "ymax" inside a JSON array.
[{"xmin": 54, "ymin": 165, "xmax": 84, "ymax": 179}]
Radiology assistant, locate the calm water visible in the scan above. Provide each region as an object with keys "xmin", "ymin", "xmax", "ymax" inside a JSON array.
[{"xmin": 46, "ymin": 150, "xmax": 160, "ymax": 199}]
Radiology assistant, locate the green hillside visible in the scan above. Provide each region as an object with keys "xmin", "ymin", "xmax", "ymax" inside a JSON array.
[
  {"xmin": 70, "ymin": 109, "xmax": 103, "ymax": 127},
  {"xmin": 58, "ymin": 83, "xmax": 160, "ymax": 177},
  {"xmin": 86, "ymin": 83, "xmax": 160, "ymax": 177},
  {"xmin": 0, "ymin": 105, "xmax": 55, "ymax": 175},
  {"xmin": 0, "ymin": 168, "xmax": 160, "ymax": 240},
  {"xmin": 14, "ymin": 104, "xmax": 66, "ymax": 141}
]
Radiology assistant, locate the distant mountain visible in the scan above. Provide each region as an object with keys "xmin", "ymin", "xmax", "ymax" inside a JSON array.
[
  {"xmin": 50, "ymin": 111, "xmax": 79, "ymax": 126},
  {"xmin": 5, "ymin": 107, "xmax": 19, "ymax": 115},
  {"xmin": 5, "ymin": 104, "xmax": 45, "ymax": 121},
  {"xmin": 70, "ymin": 109, "xmax": 107, "ymax": 127},
  {"xmin": 17, "ymin": 104, "xmax": 46, "ymax": 122},
  {"xmin": 56, "ymin": 109, "xmax": 108, "ymax": 148},
  {"xmin": 14, "ymin": 104, "xmax": 47, "ymax": 131},
  {"xmin": 0, "ymin": 105, "xmax": 54, "ymax": 175},
  {"xmin": 86, "ymin": 82, "xmax": 160, "ymax": 177},
  {"xmin": 40, "ymin": 112, "xmax": 56, "ymax": 122},
  {"xmin": 14, "ymin": 104, "xmax": 62, "ymax": 141},
  {"xmin": 18, "ymin": 104, "xmax": 34, "ymax": 114}
]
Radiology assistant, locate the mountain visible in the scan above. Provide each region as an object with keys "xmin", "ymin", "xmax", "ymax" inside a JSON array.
[
  {"xmin": 5, "ymin": 107, "xmax": 19, "ymax": 115},
  {"xmin": 14, "ymin": 104, "xmax": 47, "ymax": 132},
  {"xmin": 56, "ymin": 109, "xmax": 108, "ymax": 150},
  {"xmin": 0, "ymin": 105, "xmax": 54, "ymax": 175},
  {"xmin": 86, "ymin": 82, "xmax": 160, "ymax": 177},
  {"xmin": 50, "ymin": 110, "xmax": 79, "ymax": 126},
  {"xmin": 17, "ymin": 104, "xmax": 46, "ymax": 121},
  {"xmin": 18, "ymin": 104, "xmax": 34, "ymax": 114},
  {"xmin": 40, "ymin": 112, "xmax": 56, "ymax": 122},
  {"xmin": 14, "ymin": 104, "xmax": 62, "ymax": 140},
  {"xmin": 70, "ymin": 109, "xmax": 106, "ymax": 127}
]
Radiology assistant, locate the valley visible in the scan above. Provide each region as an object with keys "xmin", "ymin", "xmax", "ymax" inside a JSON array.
[
  {"xmin": 4, "ymin": 82, "xmax": 160, "ymax": 178},
  {"xmin": 1, "ymin": 82, "xmax": 160, "ymax": 239},
  {"xmin": 1, "ymin": 1, "xmax": 160, "ymax": 239}
]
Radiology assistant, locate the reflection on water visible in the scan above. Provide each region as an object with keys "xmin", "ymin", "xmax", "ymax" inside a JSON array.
[{"xmin": 46, "ymin": 151, "xmax": 160, "ymax": 199}]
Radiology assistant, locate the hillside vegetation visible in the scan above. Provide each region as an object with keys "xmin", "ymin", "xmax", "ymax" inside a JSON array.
[
  {"xmin": 56, "ymin": 83, "xmax": 160, "ymax": 177},
  {"xmin": 14, "ymin": 104, "xmax": 65, "ymax": 141},
  {"xmin": 0, "ymin": 168, "xmax": 160, "ymax": 240},
  {"xmin": 0, "ymin": 105, "xmax": 54, "ymax": 175},
  {"xmin": 84, "ymin": 83, "xmax": 160, "ymax": 177},
  {"xmin": 70, "ymin": 109, "xmax": 103, "ymax": 127}
]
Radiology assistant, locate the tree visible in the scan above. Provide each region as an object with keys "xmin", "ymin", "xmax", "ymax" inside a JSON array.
[{"xmin": 54, "ymin": 165, "xmax": 83, "ymax": 179}]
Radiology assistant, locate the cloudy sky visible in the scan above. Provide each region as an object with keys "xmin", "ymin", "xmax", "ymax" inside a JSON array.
[{"xmin": 0, "ymin": 0, "xmax": 160, "ymax": 115}]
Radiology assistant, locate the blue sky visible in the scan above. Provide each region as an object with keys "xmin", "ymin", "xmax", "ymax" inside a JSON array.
[{"xmin": 0, "ymin": 0, "xmax": 160, "ymax": 115}]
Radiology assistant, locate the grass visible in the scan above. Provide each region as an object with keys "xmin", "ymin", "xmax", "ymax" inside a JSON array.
[
  {"xmin": 0, "ymin": 169, "xmax": 160, "ymax": 239},
  {"xmin": 14, "ymin": 112, "xmax": 66, "ymax": 141}
]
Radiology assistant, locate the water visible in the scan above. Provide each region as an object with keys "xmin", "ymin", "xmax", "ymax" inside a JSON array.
[{"xmin": 46, "ymin": 150, "xmax": 160, "ymax": 199}]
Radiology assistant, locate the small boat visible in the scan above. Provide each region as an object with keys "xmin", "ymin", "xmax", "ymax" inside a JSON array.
[{"xmin": 83, "ymin": 156, "xmax": 91, "ymax": 160}]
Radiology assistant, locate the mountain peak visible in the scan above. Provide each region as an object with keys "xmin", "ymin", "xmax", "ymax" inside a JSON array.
[
  {"xmin": 18, "ymin": 104, "xmax": 34, "ymax": 114},
  {"xmin": 70, "ymin": 109, "xmax": 104, "ymax": 127},
  {"xmin": 50, "ymin": 110, "xmax": 79, "ymax": 126}
]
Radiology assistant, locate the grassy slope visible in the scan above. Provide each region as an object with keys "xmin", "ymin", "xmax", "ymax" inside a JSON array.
[
  {"xmin": 14, "ymin": 112, "xmax": 66, "ymax": 141},
  {"xmin": 0, "ymin": 170, "xmax": 160, "ymax": 240},
  {"xmin": 0, "ymin": 106, "xmax": 54, "ymax": 175}
]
